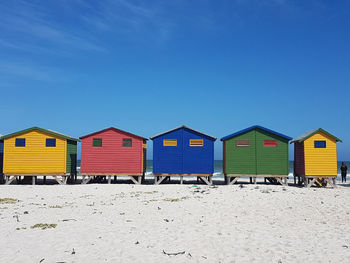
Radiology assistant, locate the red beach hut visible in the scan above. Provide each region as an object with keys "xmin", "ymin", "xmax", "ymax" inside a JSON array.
[{"xmin": 80, "ymin": 127, "xmax": 147, "ymax": 184}]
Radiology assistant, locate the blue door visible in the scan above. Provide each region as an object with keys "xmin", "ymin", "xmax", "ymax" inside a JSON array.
[
  {"xmin": 182, "ymin": 129, "xmax": 214, "ymax": 174},
  {"xmin": 153, "ymin": 129, "xmax": 183, "ymax": 174}
]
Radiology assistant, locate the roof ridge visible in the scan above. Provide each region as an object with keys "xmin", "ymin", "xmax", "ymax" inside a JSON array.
[
  {"xmin": 0, "ymin": 127, "xmax": 80, "ymax": 142},
  {"xmin": 80, "ymin": 127, "xmax": 147, "ymax": 140},
  {"xmin": 221, "ymin": 125, "xmax": 292, "ymax": 141},
  {"xmin": 150, "ymin": 125, "xmax": 217, "ymax": 140},
  {"xmin": 291, "ymin": 128, "xmax": 342, "ymax": 143}
]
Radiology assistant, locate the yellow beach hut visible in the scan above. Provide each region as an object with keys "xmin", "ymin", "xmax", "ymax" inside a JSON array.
[
  {"xmin": 0, "ymin": 127, "xmax": 79, "ymax": 185},
  {"xmin": 291, "ymin": 128, "xmax": 342, "ymax": 188}
]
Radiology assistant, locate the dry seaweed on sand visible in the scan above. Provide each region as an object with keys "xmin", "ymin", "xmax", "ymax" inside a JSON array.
[
  {"xmin": 31, "ymin": 223, "xmax": 57, "ymax": 230},
  {"xmin": 0, "ymin": 198, "xmax": 17, "ymax": 204}
]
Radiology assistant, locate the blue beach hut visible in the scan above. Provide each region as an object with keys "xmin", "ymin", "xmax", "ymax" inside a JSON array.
[{"xmin": 150, "ymin": 125, "xmax": 216, "ymax": 185}]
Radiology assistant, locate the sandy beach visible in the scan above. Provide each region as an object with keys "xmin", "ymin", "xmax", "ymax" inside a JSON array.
[{"xmin": 0, "ymin": 180, "xmax": 350, "ymax": 263}]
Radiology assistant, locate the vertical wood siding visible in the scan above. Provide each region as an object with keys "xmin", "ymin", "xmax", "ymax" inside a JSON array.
[
  {"xmin": 224, "ymin": 129, "xmax": 289, "ymax": 175},
  {"xmin": 182, "ymin": 128, "xmax": 214, "ymax": 174},
  {"xmin": 153, "ymin": 129, "xmax": 183, "ymax": 174},
  {"xmin": 81, "ymin": 129, "xmax": 143, "ymax": 173},
  {"xmin": 152, "ymin": 127, "xmax": 214, "ymax": 174},
  {"xmin": 3, "ymin": 130, "xmax": 66, "ymax": 174},
  {"xmin": 255, "ymin": 130, "xmax": 289, "ymax": 175},
  {"xmin": 293, "ymin": 142, "xmax": 305, "ymax": 176},
  {"xmin": 224, "ymin": 130, "xmax": 257, "ymax": 175},
  {"xmin": 66, "ymin": 140, "xmax": 77, "ymax": 174},
  {"xmin": 304, "ymin": 132, "xmax": 337, "ymax": 176}
]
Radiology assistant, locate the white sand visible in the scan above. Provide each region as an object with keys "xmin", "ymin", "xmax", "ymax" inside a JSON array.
[{"xmin": 0, "ymin": 180, "xmax": 350, "ymax": 262}]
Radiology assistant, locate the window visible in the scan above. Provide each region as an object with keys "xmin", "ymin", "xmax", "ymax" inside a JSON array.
[
  {"xmin": 46, "ymin": 138, "xmax": 56, "ymax": 147},
  {"xmin": 236, "ymin": 140, "xmax": 250, "ymax": 147},
  {"xmin": 264, "ymin": 140, "xmax": 277, "ymax": 147},
  {"xmin": 190, "ymin": 139, "xmax": 204, "ymax": 147},
  {"xmin": 93, "ymin": 138, "xmax": 102, "ymax": 147},
  {"xmin": 163, "ymin": 139, "xmax": 177, "ymax": 146},
  {"xmin": 123, "ymin": 138, "xmax": 132, "ymax": 147},
  {"xmin": 15, "ymin": 138, "xmax": 26, "ymax": 147},
  {"xmin": 314, "ymin": 140, "xmax": 326, "ymax": 148}
]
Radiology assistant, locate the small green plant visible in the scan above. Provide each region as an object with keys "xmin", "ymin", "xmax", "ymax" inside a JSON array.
[
  {"xmin": 31, "ymin": 223, "xmax": 57, "ymax": 230},
  {"xmin": 0, "ymin": 198, "xmax": 17, "ymax": 204}
]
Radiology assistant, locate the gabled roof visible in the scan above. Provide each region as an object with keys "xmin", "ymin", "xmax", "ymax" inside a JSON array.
[
  {"xmin": 291, "ymin": 128, "xmax": 342, "ymax": 143},
  {"xmin": 221, "ymin": 125, "xmax": 292, "ymax": 141},
  {"xmin": 150, "ymin": 125, "xmax": 217, "ymax": 141},
  {"xmin": 0, "ymin": 127, "xmax": 80, "ymax": 142},
  {"xmin": 80, "ymin": 127, "xmax": 148, "ymax": 140}
]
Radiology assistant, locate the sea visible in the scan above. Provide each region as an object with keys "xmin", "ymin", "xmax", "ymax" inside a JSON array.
[{"xmin": 77, "ymin": 160, "xmax": 350, "ymax": 181}]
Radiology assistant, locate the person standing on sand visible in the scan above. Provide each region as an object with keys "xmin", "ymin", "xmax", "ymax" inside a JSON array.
[{"xmin": 340, "ymin": 162, "xmax": 347, "ymax": 183}]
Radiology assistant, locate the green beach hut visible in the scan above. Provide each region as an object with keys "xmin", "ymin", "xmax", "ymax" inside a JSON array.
[{"xmin": 221, "ymin": 126, "xmax": 292, "ymax": 185}]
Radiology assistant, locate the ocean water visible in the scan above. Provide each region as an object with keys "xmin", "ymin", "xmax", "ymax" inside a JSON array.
[{"xmin": 77, "ymin": 160, "xmax": 349, "ymax": 180}]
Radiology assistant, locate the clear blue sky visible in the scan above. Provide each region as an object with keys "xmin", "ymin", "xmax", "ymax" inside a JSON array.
[{"xmin": 1, "ymin": 0, "xmax": 349, "ymax": 160}]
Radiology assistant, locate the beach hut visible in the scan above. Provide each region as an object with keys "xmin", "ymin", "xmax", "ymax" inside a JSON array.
[
  {"xmin": 0, "ymin": 127, "xmax": 79, "ymax": 185},
  {"xmin": 150, "ymin": 125, "xmax": 216, "ymax": 185},
  {"xmin": 79, "ymin": 127, "xmax": 147, "ymax": 184},
  {"xmin": 291, "ymin": 128, "xmax": 342, "ymax": 188},
  {"xmin": 221, "ymin": 125, "xmax": 292, "ymax": 185}
]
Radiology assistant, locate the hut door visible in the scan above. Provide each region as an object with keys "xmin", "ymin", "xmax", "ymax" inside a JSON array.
[
  {"xmin": 70, "ymin": 154, "xmax": 77, "ymax": 175},
  {"xmin": 256, "ymin": 132, "xmax": 287, "ymax": 175},
  {"xmin": 226, "ymin": 131, "xmax": 257, "ymax": 175}
]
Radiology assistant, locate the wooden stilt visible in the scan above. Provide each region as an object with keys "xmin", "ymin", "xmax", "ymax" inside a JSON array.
[
  {"xmin": 32, "ymin": 176, "xmax": 35, "ymax": 185},
  {"xmin": 128, "ymin": 176, "xmax": 139, "ymax": 185},
  {"xmin": 108, "ymin": 176, "xmax": 112, "ymax": 184},
  {"xmin": 54, "ymin": 176, "xmax": 64, "ymax": 185},
  {"xmin": 200, "ymin": 176, "xmax": 212, "ymax": 186},
  {"xmin": 229, "ymin": 177, "xmax": 239, "ymax": 185},
  {"xmin": 307, "ymin": 178, "xmax": 317, "ymax": 188},
  {"xmin": 155, "ymin": 176, "xmax": 167, "ymax": 185},
  {"xmin": 81, "ymin": 176, "xmax": 92, "ymax": 185},
  {"xmin": 138, "ymin": 176, "xmax": 142, "ymax": 184},
  {"xmin": 275, "ymin": 177, "xmax": 285, "ymax": 186},
  {"xmin": 5, "ymin": 176, "xmax": 17, "ymax": 185},
  {"xmin": 180, "ymin": 176, "xmax": 183, "ymax": 185},
  {"xmin": 253, "ymin": 177, "xmax": 257, "ymax": 184},
  {"xmin": 209, "ymin": 176, "xmax": 213, "ymax": 185}
]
